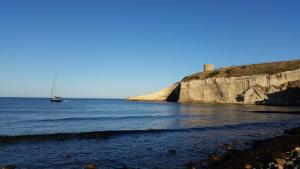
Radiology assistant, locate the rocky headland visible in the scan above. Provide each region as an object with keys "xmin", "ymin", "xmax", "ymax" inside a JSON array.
[
  {"xmin": 128, "ymin": 60, "xmax": 300, "ymax": 105},
  {"xmin": 201, "ymin": 127, "xmax": 300, "ymax": 169}
]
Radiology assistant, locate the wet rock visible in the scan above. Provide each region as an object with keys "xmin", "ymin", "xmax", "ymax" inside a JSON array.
[
  {"xmin": 85, "ymin": 162, "xmax": 96, "ymax": 169},
  {"xmin": 285, "ymin": 127, "xmax": 300, "ymax": 135},
  {"xmin": 276, "ymin": 158, "xmax": 285, "ymax": 169},
  {"xmin": 121, "ymin": 165, "xmax": 140, "ymax": 169},
  {"xmin": 292, "ymin": 151, "xmax": 298, "ymax": 158},
  {"xmin": 268, "ymin": 162, "xmax": 277, "ymax": 168},
  {"xmin": 222, "ymin": 143, "xmax": 235, "ymax": 151},
  {"xmin": 245, "ymin": 140, "xmax": 255, "ymax": 145},
  {"xmin": 185, "ymin": 161, "xmax": 196, "ymax": 169},
  {"xmin": 233, "ymin": 139, "xmax": 243, "ymax": 144},
  {"xmin": 167, "ymin": 149, "xmax": 177, "ymax": 155},
  {"xmin": 208, "ymin": 153, "xmax": 221, "ymax": 162},
  {"xmin": 199, "ymin": 160, "xmax": 207, "ymax": 168},
  {"xmin": 285, "ymin": 160, "xmax": 293, "ymax": 166},
  {"xmin": 1, "ymin": 165, "xmax": 15, "ymax": 169},
  {"xmin": 244, "ymin": 164, "xmax": 252, "ymax": 169},
  {"xmin": 295, "ymin": 146, "xmax": 300, "ymax": 153},
  {"xmin": 203, "ymin": 126, "xmax": 300, "ymax": 169},
  {"xmin": 207, "ymin": 153, "xmax": 221, "ymax": 167}
]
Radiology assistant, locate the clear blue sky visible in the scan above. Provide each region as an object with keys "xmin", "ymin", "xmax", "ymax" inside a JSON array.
[{"xmin": 0, "ymin": 0, "xmax": 299, "ymax": 98}]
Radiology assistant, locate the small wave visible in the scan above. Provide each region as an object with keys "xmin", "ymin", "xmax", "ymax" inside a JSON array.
[
  {"xmin": 0, "ymin": 120, "xmax": 295, "ymax": 144},
  {"xmin": 21, "ymin": 115, "xmax": 202, "ymax": 123}
]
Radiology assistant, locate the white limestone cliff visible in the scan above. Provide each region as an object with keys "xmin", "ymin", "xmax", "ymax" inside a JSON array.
[
  {"xmin": 178, "ymin": 69, "xmax": 300, "ymax": 104},
  {"xmin": 127, "ymin": 61, "xmax": 300, "ymax": 105}
]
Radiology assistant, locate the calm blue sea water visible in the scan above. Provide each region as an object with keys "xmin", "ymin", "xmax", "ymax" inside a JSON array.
[{"xmin": 0, "ymin": 98, "xmax": 300, "ymax": 169}]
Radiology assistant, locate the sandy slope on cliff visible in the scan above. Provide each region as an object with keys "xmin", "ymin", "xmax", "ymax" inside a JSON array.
[{"xmin": 127, "ymin": 83, "xmax": 179, "ymax": 101}]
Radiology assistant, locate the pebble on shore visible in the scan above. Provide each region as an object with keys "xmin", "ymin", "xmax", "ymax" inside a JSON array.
[
  {"xmin": 1, "ymin": 165, "xmax": 15, "ymax": 169},
  {"xmin": 240, "ymin": 146, "xmax": 300, "ymax": 169},
  {"xmin": 266, "ymin": 146, "xmax": 300, "ymax": 169},
  {"xmin": 85, "ymin": 163, "xmax": 96, "ymax": 169},
  {"xmin": 185, "ymin": 161, "xmax": 196, "ymax": 169},
  {"xmin": 203, "ymin": 127, "xmax": 300, "ymax": 169},
  {"xmin": 221, "ymin": 143, "xmax": 235, "ymax": 151},
  {"xmin": 244, "ymin": 164, "xmax": 252, "ymax": 169}
]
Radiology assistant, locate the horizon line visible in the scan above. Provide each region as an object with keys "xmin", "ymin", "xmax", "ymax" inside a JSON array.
[{"xmin": 0, "ymin": 96, "xmax": 125, "ymax": 100}]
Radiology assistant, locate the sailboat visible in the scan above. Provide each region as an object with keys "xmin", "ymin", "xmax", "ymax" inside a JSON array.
[{"xmin": 50, "ymin": 74, "xmax": 62, "ymax": 102}]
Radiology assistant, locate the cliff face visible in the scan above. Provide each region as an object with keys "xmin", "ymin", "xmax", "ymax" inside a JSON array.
[
  {"xmin": 128, "ymin": 60, "xmax": 300, "ymax": 105},
  {"xmin": 179, "ymin": 69, "xmax": 300, "ymax": 105}
]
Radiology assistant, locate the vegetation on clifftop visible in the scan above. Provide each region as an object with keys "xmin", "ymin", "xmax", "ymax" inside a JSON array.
[{"xmin": 182, "ymin": 59, "xmax": 300, "ymax": 82}]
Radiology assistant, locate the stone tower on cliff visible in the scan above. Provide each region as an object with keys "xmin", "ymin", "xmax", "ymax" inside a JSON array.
[{"xmin": 204, "ymin": 64, "xmax": 214, "ymax": 72}]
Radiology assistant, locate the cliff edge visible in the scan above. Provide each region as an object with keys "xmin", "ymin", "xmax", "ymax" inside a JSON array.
[{"xmin": 128, "ymin": 60, "xmax": 300, "ymax": 105}]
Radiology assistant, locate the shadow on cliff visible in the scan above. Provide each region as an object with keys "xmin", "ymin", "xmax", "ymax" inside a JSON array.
[
  {"xmin": 166, "ymin": 84, "xmax": 181, "ymax": 102},
  {"xmin": 256, "ymin": 87, "xmax": 300, "ymax": 106}
]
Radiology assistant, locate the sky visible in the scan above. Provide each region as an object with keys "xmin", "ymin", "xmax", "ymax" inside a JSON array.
[{"xmin": 0, "ymin": 0, "xmax": 299, "ymax": 98}]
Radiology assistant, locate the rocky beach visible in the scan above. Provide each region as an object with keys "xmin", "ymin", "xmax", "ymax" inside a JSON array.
[
  {"xmin": 193, "ymin": 110, "xmax": 300, "ymax": 169},
  {"xmin": 3, "ymin": 125, "xmax": 299, "ymax": 169},
  {"xmin": 199, "ymin": 126, "xmax": 300, "ymax": 169}
]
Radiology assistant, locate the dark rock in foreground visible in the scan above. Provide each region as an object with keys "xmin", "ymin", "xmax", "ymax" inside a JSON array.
[
  {"xmin": 185, "ymin": 161, "xmax": 196, "ymax": 169},
  {"xmin": 1, "ymin": 165, "xmax": 15, "ymax": 169},
  {"xmin": 85, "ymin": 163, "xmax": 96, "ymax": 169},
  {"xmin": 203, "ymin": 127, "xmax": 300, "ymax": 169}
]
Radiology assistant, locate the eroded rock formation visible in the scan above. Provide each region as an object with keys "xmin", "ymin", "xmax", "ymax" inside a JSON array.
[{"xmin": 128, "ymin": 60, "xmax": 300, "ymax": 105}]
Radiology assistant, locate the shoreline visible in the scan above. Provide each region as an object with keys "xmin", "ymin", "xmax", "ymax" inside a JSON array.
[
  {"xmin": 1, "ymin": 127, "xmax": 299, "ymax": 169},
  {"xmin": 201, "ymin": 127, "xmax": 300, "ymax": 169}
]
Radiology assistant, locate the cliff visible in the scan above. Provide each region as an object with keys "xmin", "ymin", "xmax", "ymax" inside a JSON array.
[{"xmin": 128, "ymin": 60, "xmax": 300, "ymax": 105}]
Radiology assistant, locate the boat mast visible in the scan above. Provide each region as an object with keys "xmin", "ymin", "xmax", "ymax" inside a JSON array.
[{"xmin": 51, "ymin": 74, "xmax": 57, "ymax": 98}]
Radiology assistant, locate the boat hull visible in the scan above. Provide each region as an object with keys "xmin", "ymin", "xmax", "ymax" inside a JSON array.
[
  {"xmin": 50, "ymin": 97, "xmax": 62, "ymax": 102},
  {"xmin": 50, "ymin": 99, "xmax": 62, "ymax": 102}
]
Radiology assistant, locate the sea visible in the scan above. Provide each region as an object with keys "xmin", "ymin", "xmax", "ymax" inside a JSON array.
[{"xmin": 0, "ymin": 97, "xmax": 300, "ymax": 169}]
